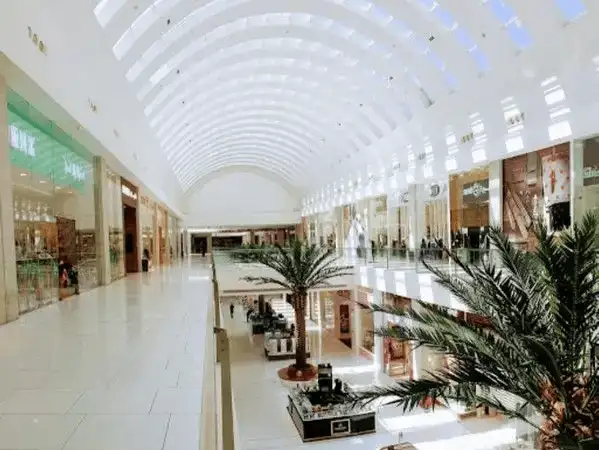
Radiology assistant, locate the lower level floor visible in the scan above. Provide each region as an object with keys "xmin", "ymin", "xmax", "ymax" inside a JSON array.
[{"xmin": 0, "ymin": 259, "xmax": 532, "ymax": 450}]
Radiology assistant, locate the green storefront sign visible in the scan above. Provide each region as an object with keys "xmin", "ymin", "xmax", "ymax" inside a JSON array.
[{"xmin": 7, "ymin": 92, "xmax": 91, "ymax": 192}]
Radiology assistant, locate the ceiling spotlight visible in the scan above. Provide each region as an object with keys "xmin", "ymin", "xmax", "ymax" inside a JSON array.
[
  {"xmin": 20, "ymin": 172, "xmax": 28, "ymax": 177},
  {"xmin": 167, "ymin": 18, "xmax": 171, "ymax": 25}
]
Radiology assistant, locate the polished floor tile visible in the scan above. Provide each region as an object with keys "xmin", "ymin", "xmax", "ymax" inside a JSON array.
[
  {"xmin": 0, "ymin": 414, "xmax": 83, "ymax": 450},
  {"xmin": 0, "ymin": 389, "xmax": 83, "ymax": 414},
  {"xmin": 151, "ymin": 388, "xmax": 203, "ymax": 414},
  {"xmin": 0, "ymin": 260, "xmax": 210, "ymax": 450},
  {"xmin": 62, "ymin": 415, "xmax": 170, "ymax": 450}
]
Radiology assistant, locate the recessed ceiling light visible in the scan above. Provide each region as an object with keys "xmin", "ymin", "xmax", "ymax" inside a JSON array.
[
  {"xmin": 20, "ymin": 172, "xmax": 28, "ymax": 177},
  {"xmin": 39, "ymin": 180, "xmax": 47, "ymax": 184},
  {"xmin": 55, "ymin": 186, "xmax": 62, "ymax": 190}
]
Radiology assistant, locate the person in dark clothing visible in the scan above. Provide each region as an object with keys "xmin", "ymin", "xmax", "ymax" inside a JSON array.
[
  {"xmin": 229, "ymin": 303, "xmax": 234, "ymax": 318},
  {"xmin": 201, "ymin": 243, "xmax": 206, "ymax": 257}
]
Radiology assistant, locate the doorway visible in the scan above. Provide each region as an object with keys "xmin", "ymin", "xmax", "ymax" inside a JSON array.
[
  {"xmin": 123, "ymin": 205, "xmax": 139, "ymax": 273},
  {"xmin": 193, "ymin": 236, "xmax": 207, "ymax": 254}
]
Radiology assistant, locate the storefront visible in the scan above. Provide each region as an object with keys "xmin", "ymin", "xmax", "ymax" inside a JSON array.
[
  {"xmin": 382, "ymin": 293, "xmax": 413, "ymax": 379},
  {"xmin": 106, "ymin": 168, "xmax": 125, "ymax": 281},
  {"xmin": 370, "ymin": 195, "xmax": 388, "ymax": 250},
  {"xmin": 449, "ymin": 166, "xmax": 490, "ymax": 253},
  {"xmin": 580, "ymin": 138, "xmax": 599, "ymax": 215},
  {"xmin": 8, "ymin": 91, "xmax": 98, "ymax": 311},
  {"xmin": 140, "ymin": 195, "xmax": 155, "ymax": 268},
  {"xmin": 121, "ymin": 178, "xmax": 139, "ymax": 274},
  {"xmin": 157, "ymin": 206, "xmax": 168, "ymax": 265},
  {"xmin": 388, "ymin": 188, "xmax": 409, "ymax": 251},
  {"xmin": 357, "ymin": 287, "xmax": 374, "ymax": 359},
  {"xmin": 502, "ymin": 143, "xmax": 570, "ymax": 250},
  {"xmin": 419, "ymin": 182, "xmax": 449, "ymax": 250}
]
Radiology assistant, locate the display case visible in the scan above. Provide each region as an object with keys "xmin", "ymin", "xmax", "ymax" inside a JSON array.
[
  {"xmin": 287, "ymin": 383, "xmax": 376, "ymax": 442},
  {"xmin": 264, "ymin": 331, "xmax": 311, "ymax": 360}
]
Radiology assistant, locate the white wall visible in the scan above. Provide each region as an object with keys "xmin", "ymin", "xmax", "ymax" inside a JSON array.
[{"xmin": 185, "ymin": 170, "xmax": 301, "ymax": 227}]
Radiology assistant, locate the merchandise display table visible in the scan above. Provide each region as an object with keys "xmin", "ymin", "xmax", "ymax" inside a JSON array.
[
  {"xmin": 264, "ymin": 331, "xmax": 310, "ymax": 360},
  {"xmin": 286, "ymin": 387, "xmax": 376, "ymax": 442}
]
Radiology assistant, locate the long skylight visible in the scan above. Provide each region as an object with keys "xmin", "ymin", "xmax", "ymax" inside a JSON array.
[
  {"xmin": 554, "ymin": 0, "xmax": 587, "ymax": 21},
  {"xmin": 483, "ymin": 0, "xmax": 532, "ymax": 50}
]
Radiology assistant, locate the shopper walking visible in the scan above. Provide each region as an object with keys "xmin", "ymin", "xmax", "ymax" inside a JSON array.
[{"xmin": 229, "ymin": 302, "xmax": 235, "ymax": 318}]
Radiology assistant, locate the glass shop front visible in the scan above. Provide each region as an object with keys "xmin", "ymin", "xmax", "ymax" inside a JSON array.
[{"xmin": 8, "ymin": 91, "xmax": 98, "ymax": 312}]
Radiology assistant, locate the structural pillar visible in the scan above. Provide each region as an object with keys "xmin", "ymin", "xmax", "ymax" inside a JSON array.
[
  {"xmin": 352, "ymin": 287, "xmax": 362, "ymax": 357},
  {"xmin": 570, "ymin": 139, "xmax": 584, "ymax": 223},
  {"xmin": 372, "ymin": 290, "xmax": 384, "ymax": 373},
  {"xmin": 93, "ymin": 156, "xmax": 110, "ymax": 285},
  {"xmin": 317, "ymin": 291, "xmax": 326, "ymax": 330},
  {"xmin": 488, "ymin": 160, "xmax": 503, "ymax": 227},
  {"xmin": 153, "ymin": 204, "xmax": 160, "ymax": 268},
  {"xmin": 0, "ymin": 74, "xmax": 18, "ymax": 324}
]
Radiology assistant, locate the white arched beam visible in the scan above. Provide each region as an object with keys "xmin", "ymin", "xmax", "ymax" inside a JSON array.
[
  {"xmin": 162, "ymin": 107, "xmax": 356, "ymax": 162},
  {"xmin": 155, "ymin": 87, "xmax": 374, "ymax": 150},
  {"xmin": 147, "ymin": 57, "xmax": 403, "ymax": 134},
  {"xmin": 128, "ymin": 13, "xmax": 445, "ymax": 103}
]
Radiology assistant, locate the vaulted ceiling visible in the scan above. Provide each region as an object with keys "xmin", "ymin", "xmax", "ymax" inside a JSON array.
[{"xmin": 2, "ymin": 0, "xmax": 598, "ymax": 214}]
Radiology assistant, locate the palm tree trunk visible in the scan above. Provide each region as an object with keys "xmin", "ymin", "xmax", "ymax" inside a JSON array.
[{"xmin": 294, "ymin": 294, "xmax": 308, "ymax": 369}]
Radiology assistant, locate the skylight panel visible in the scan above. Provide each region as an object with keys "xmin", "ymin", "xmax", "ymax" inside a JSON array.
[
  {"xmin": 367, "ymin": 3, "xmax": 394, "ymax": 26},
  {"xmin": 484, "ymin": 0, "xmax": 532, "ymax": 50},
  {"xmin": 94, "ymin": 0, "xmax": 126, "ymax": 28},
  {"xmin": 554, "ymin": 0, "xmax": 586, "ymax": 21}
]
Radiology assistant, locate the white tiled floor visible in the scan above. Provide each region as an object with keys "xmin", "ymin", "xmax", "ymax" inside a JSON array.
[
  {"xmin": 0, "ymin": 260, "xmax": 208, "ymax": 450},
  {"xmin": 225, "ymin": 299, "xmax": 529, "ymax": 450}
]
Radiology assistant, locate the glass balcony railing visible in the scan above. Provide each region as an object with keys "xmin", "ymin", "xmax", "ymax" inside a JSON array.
[{"xmin": 212, "ymin": 246, "xmax": 497, "ymax": 273}]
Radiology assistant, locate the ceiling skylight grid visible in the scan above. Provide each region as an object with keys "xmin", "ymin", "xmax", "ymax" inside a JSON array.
[
  {"xmin": 164, "ymin": 112, "xmax": 331, "ymax": 157},
  {"xmin": 169, "ymin": 126, "xmax": 319, "ymax": 168},
  {"xmin": 152, "ymin": 77, "xmax": 382, "ymax": 141},
  {"xmin": 554, "ymin": 0, "xmax": 587, "ymax": 21},
  {"xmin": 483, "ymin": 0, "xmax": 532, "ymax": 50}
]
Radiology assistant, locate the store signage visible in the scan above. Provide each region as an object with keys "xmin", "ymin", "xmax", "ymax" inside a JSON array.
[
  {"xmin": 462, "ymin": 179, "xmax": 489, "ymax": 204},
  {"xmin": 9, "ymin": 124, "xmax": 36, "ymax": 157},
  {"xmin": 63, "ymin": 155, "xmax": 86, "ymax": 182},
  {"xmin": 330, "ymin": 419, "xmax": 351, "ymax": 436},
  {"xmin": 584, "ymin": 166, "xmax": 599, "ymax": 183},
  {"xmin": 121, "ymin": 184, "xmax": 138, "ymax": 200}
]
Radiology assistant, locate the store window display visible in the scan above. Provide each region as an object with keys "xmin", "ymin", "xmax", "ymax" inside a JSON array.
[
  {"xmin": 140, "ymin": 196, "xmax": 155, "ymax": 269},
  {"xmin": 449, "ymin": 166, "xmax": 490, "ymax": 260},
  {"xmin": 370, "ymin": 196, "xmax": 388, "ymax": 252},
  {"xmin": 383, "ymin": 294, "xmax": 412, "ymax": 379},
  {"xmin": 503, "ymin": 143, "xmax": 570, "ymax": 250},
  {"xmin": 8, "ymin": 91, "xmax": 97, "ymax": 312},
  {"xmin": 388, "ymin": 189, "xmax": 409, "ymax": 254},
  {"xmin": 581, "ymin": 138, "xmax": 599, "ymax": 214}
]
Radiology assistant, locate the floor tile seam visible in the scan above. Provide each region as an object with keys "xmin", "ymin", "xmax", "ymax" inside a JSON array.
[
  {"xmin": 59, "ymin": 413, "xmax": 87, "ymax": 450},
  {"xmin": 62, "ymin": 391, "xmax": 87, "ymax": 416},
  {"xmin": 160, "ymin": 414, "xmax": 173, "ymax": 450},
  {"xmin": 148, "ymin": 389, "xmax": 160, "ymax": 414}
]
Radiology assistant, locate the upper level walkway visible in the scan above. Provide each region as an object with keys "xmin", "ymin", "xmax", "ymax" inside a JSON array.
[{"xmin": 0, "ymin": 260, "xmax": 210, "ymax": 450}]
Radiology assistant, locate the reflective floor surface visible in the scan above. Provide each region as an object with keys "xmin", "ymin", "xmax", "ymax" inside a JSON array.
[
  {"xmin": 0, "ymin": 260, "xmax": 209, "ymax": 450},
  {"xmin": 225, "ymin": 299, "xmax": 530, "ymax": 450}
]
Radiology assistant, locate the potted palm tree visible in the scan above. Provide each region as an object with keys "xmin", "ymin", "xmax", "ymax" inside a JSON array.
[
  {"xmin": 354, "ymin": 214, "xmax": 599, "ymax": 449},
  {"xmin": 233, "ymin": 240, "xmax": 353, "ymax": 380}
]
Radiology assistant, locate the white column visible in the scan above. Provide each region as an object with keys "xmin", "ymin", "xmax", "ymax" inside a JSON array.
[
  {"xmin": 488, "ymin": 160, "xmax": 503, "ymax": 228},
  {"xmin": 570, "ymin": 140, "xmax": 584, "ymax": 224},
  {"xmin": 334, "ymin": 206, "xmax": 344, "ymax": 251},
  {"xmin": 317, "ymin": 291, "xmax": 326, "ymax": 330},
  {"xmin": 153, "ymin": 204, "xmax": 160, "ymax": 266},
  {"xmin": 352, "ymin": 287, "xmax": 361, "ymax": 356},
  {"xmin": 0, "ymin": 75, "xmax": 18, "ymax": 324},
  {"xmin": 93, "ymin": 156, "xmax": 110, "ymax": 285},
  {"xmin": 372, "ymin": 290, "xmax": 384, "ymax": 373},
  {"xmin": 407, "ymin": 185, "xmax": 425, "ymax": 249}
]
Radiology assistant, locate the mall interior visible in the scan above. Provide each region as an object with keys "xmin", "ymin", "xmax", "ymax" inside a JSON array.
[{"xmin": 0, "ymin": 1, "xmax": 597, "ymax": 449}]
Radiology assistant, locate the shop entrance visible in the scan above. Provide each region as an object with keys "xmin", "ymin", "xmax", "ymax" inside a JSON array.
[
  {"xmin": 192, "ymin": 236, "xmax": 207, "ymax": 254},
  {"xmin": 123, "ymin": 205, "xmax": 138, "ymax": 273},
  {"xmin": 121, "ymin": 178, "xmax": 139, "ymax": 274}
]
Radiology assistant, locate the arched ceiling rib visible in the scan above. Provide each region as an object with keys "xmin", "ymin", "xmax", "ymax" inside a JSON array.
[{"xmin": 92, "ymin": 0, "xmax": 589, "ymax": 195}]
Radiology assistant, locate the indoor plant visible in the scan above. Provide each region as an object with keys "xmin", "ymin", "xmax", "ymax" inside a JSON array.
[
  {"xmin": 354, "ymin": 214, "xmax": 599, "ymax": 449},
  {"xmin": 233, "ymin": 240, "xmax": 353, "ymax": 379}
]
